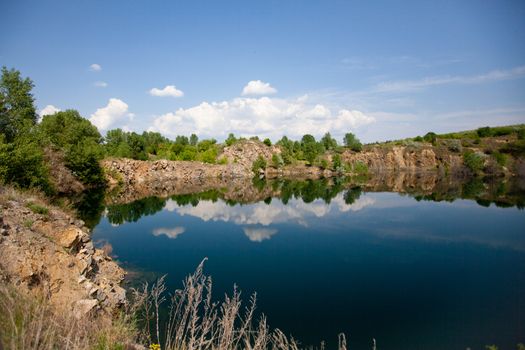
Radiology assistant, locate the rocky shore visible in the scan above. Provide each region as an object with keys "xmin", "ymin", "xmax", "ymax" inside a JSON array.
[{"xmin": 0, "ymin": 189, "xmax": 126, "ymax": 320}]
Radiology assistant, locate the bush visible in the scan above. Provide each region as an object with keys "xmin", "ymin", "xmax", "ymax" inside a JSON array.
[
  {"xmin": 332, "ymin": 154, "xmax": 342, "ymax": 171},
  {"xmin": 413, "ymin": 136, "xmax": 423, "ymax": 142},
  {"xmin": 492, "ymin": 151, "xmax": 507, "ymax": 166},
  {"xmin": 252, "ymin": 156, "xmax": 267, "ymax": 174},
  {"xmin": 343, "ymin": 133, "xmax": 362, "ymax": 152},
  {"xmin": 447, "ymin": 139, "xmax": 462, "ymax": 153},
  {"xmin": 0, "ymin": 134, "xmax": 53, "ymax": 194},
  {"xmin": 263, "ymin": 138, "xmax": 272, "ymax": 146},
  {"xmin": 463, "ymin": 151, "xmax": 485, "ymax": 174},
  {"xmin": 271, "ymin": 153, "xmax": 283, "ymax": 168},
  {"xmin": 199, "ymin": 147, "xmax": 217, "ymax": 164},
  {"xmin": 26, "ymin": 202, "xmax": 49, "ymax": 215},
  {"xmin": 477, "ymin": 126, "xmax": 492, "ymax": 138},
  {"xmin": 423, "ymin": 132, "xmax": 437, "ymax": 144}
]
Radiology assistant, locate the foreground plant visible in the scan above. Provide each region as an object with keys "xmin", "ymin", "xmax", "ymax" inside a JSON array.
[{"xmin": 136, "ymin": 258, "xmax": 354, "ymax": 350}]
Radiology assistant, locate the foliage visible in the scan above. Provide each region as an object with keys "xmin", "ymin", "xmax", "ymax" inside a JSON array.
[
  {"xmin": 343, "ymin": 132, "xmax": 362, "ymax": 151},
  {"xmin": 0, "ymin": 132, "xmax": 53, "ymax": 194},
  {"xmin": 332, "ymin": 153, "xmax": 342, "ymax": 171},
  {"xmin": 423, "ymin": 132, "xmax": 437, "ymax": 144},
  {"xmin": 263, "ymin": 137, "xmax": 272, "ymax": 146},
  {"xmin": 463, "ymin": 151, "xmax": 485, "ymax": 174},
  {"xmin": 492, "ymin": 151, "xmax": 507, "ymax": 166},
  {"xmin": 252, "ymin": 155, "xmax": 267, "ymax": 174},
  {"xmin": 225, "ymin": 133, "xmax": 237, "ymax": 146},
  {"xmin": 321, "ymin": 132, "xmax": 338, "ymax": 151},
  {"xmin": 40, "ymin": 110, "xmax": 105, "ymax": 185},
  {"xmin": 0, "ymin": 67, "xmax": 37, "ymax": 143},
  {"xmin": 271, "ymin": 153, "xmax": 284, "ymax": 168},
  {"xmin": 477, "ymin": 126, "xmax": 492, "ymax": 137},
  {"xmin": 26, "ymin": 201, "xmax": 49, "ymax": 215}
]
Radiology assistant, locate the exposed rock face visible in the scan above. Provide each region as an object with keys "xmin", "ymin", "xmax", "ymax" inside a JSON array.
[
  {"xmin": 220, "ymin": 140, "xmax": 280, "ymax": 170},
  {"xmin": 0, "ymin": 193, "xmax": 126, "ymax": 318},
  {"xmin": 341, "ymin": 145, "xmax": 463, "ymax": 172}
]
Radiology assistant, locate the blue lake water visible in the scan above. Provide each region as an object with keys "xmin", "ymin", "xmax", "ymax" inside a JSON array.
[{"xmin": 92, "ymin": 182, "xmax": 525, "ymax": 349}]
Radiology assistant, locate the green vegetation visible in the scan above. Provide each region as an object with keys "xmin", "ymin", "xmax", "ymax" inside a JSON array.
[
  {"xmin": 252, "ymin": 155, "xmax": 267, "ymax": 174},
  {"xmin": 26, "ymin": 201, "xmax": 49, "ymax": 215},
  {"xmin": 463, "ymin": 151, "xmax": 485, "ymax": 174},
  {"xmin": 343, "ymin": 132, "xmax": 363, "ymax": 151}
]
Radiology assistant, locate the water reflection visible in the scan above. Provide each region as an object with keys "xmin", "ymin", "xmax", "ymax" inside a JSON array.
[
  {"xmin": 99, "ymin": 175, "xmax": 524, "ymax": 229},
  {"xmin": 90, "ymin": 174, "xmax": 525, "ymax": 349}
]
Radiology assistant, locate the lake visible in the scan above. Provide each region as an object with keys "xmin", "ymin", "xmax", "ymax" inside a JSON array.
[{"xmin": 90, "ymin": 177, "xmax": 525, "ymax": 349}]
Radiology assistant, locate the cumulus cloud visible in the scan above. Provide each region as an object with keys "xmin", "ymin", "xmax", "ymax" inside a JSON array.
[
  {"xmin": 241, "ymin": 80, "xmax": 277, "ymax": 96},
  {"xmin": 89, "ymin": 98, "xmax": 130, "ymax": 131},
  {"xmin": 89, "ymin": 63, "xmax": 102, "ymax": 72},
  {"xmin": 39, "ymin": 105, "xmax": 61, "ymax": 117},
  {"xmin": 152, "ymin": 227, "xmax": 186, "ymax": 239},
  {"xmin": 150, "ymin": 95, "xmax": 375, "ymax": 140},
  {"xmin": 243, "ymin": 227, "xmax": 278, "ymax": 242},
  {"xmin": 94, "ymin": 81, "xmax": 108, "ymax": 88},
  {"xmin": 149, "ymin": 85, "xmax": 184, "ymax": 98}
]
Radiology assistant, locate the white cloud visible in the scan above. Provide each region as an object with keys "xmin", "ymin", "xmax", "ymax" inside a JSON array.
[
  {"xmin": 149, "ymin": 85, "xmax": 184, "ymax": 98},
  {"xmin": 241, "ymin": 80, "xmax": 277, "ymax": 96},
  {"xmin": 150, "ymin": 95, "xmax": 375, "ymax": 140},
  {"xmin": 89, "ymin": 98, "xmax": 130, "ymax": 131},
  {"xmin": 375, "ymin": 65, "xmax": 525, "ymax": 93},
  {"xmin": 89, "ymin": 63, "xmax": 102, "ymax": 72},
  {"xmin": 243, "ymin": 227, "xmax": 278, "ymax": 242},
  {"xmin": 94, "ymin": 81, "xmax": 108, "ymax": 88},
  {"xmin": 39, "ymin": 105, "xmax": 61, "ymax": 117},
  {"xmin": 152, "ymin": 227, "xmax": 185, "ymax": 239}
]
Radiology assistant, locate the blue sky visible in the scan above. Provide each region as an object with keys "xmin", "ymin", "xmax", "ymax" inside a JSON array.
[{"xmin": 1, "ymin": 0, "xmax": 525, "ymax": 142}]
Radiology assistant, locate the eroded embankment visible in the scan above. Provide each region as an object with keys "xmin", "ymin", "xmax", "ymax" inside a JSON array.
[{"xmin": 0, "ymin": 189, "xmax": 126, "ymax": 320}]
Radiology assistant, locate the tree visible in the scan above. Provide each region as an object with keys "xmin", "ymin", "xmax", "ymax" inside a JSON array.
[
  {"xmin": 40, "ymin": 110, "xmax": 105, "ymax": 185},
  {"xmin": 189, "ymin": 133, "xmax": 199, "ymax": 146},
  {"xmin": 423, "ymin": 132, "xmax": 437, "ymax": 144},
  {"xmin": 343, "ymin": 132, "xmax": 362, "ymax": 152},
  {"xmin": 0, "ymin": 67, "xmax": 37, "ymax": 142},
  {"xmin": 225, "ymin": 133, "xmax": 237, "ymax": 146},
  {"xmin": 321, "ymin": 132, "xmax": 337, "ymax": 151},
  {"xmin": 301, "ymin": 134, "xmax": 319, "ymax": 165},
  {"xmin": 263, "ymin": 138, "xmax": 272, "ymax": 146}
]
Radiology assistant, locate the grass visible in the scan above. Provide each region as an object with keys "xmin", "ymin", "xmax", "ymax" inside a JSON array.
[{"xmin": 26, "ymin": 201, "xmax": 49, "ymax": 215}]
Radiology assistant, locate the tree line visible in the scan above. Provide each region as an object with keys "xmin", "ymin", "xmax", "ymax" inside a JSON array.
[{"xmin": 0, "ymin": 67, "xmax": 364, "ymax": 195}]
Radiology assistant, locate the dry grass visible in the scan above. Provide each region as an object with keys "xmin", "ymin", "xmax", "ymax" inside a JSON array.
[
  {"xmin": 134, "ymin": 258, "xmax": 352, "ymax": 350},
  {"xmin": 0, "ymin": 283, "xmax": 140, "ymax": 350}
]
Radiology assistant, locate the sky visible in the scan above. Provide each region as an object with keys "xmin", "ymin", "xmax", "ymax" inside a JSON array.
[{"xmin": 1, "ymin": 0, "xmax": 525, "ymax": 143}]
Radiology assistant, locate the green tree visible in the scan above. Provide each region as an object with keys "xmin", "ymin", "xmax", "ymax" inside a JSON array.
[
  {"xmin": 263, "ymin": 138, "xmax": 272, "ymax": 146},
  {"xmin": 105, "ymin": 129, "xmax": 132, "ymax": 158},
  {"xmin": 225, "ymin": 133, "xmax": 237, "ymax": 146},
  {"xmin": 0, "ymin": 67, "xmax": 37, "ymax": 142},
  {"xmin": 189, "ymin": 133, "xmax": 199, "ymax": 146},
  {"xmin": 40, "ymin": 110, "xmax": 105, "ymax": 185},
  {"xmin": 321, "ymin": 132, "xmax": 337, "ymax": 150},
  {"xmin": 343, "ymin": 132, "xmax": 362, "ymax": 152},
  {"xmin": 301, "ymin": 134, "xmax": 319, "ymax": 165},
  {"xmin": 0, "ymin": 133, "xmax": 52, "ymax": 194},
  {"xmin": 423, "ymin": 132, "xmax": 437, "ymax": 144}
]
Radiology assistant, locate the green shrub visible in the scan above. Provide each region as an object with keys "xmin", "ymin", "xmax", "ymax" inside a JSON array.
[
  {"xmin": 319, "ymin": 159, "xmax": 328, "ymax": 170},
  {"xmin": 199, "ymin": 147, "xmax": 218, "ymax": 164},
  {"xmin": 476, "ymin": 126, "xmax": 492, "ymax": 138},
  {"xmin": 413, "ymin": 136, "xmax": 423, "ymax": 142},
  {"xmin": 271, "ymin": 153, "xmax": 283, "ymax": 168},
  {"xmin": 492, "ymin": 151, "xmax": 507, "ymax": 166},
  {"xmin": 343, "ymin": 133, "xmax": 362, "ymax": 152},
  {"xmin": 332, "ymin": 154, "xmax": 342, "ymax": 170},
  {"xmin": 263, "ymin": 138, "xmax": 272, "ymax": 146},
  {"xmin": 463, "ymin": 151, "xmax": 485, "ymax": 174},
  {"xmin": 423, "ymin": 132, "xmax": 437, "ymax": 144},
  {"xmin": 252, "ymin": 156, "xmax": 267, "ymax": 174}
]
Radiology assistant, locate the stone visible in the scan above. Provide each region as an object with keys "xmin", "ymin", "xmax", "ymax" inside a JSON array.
[
  {"xmin": 57, "ymin": 227, "xmax": 83, "ymax": 249},
  {"xmin": 73, "ymin": 299, "xmax": 98, "ymax": 319}
]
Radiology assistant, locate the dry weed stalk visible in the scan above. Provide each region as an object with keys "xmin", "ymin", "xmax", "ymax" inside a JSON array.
[{"xmin": 141, "ymin": 258, "xmax": 355, "ymax": 350}]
